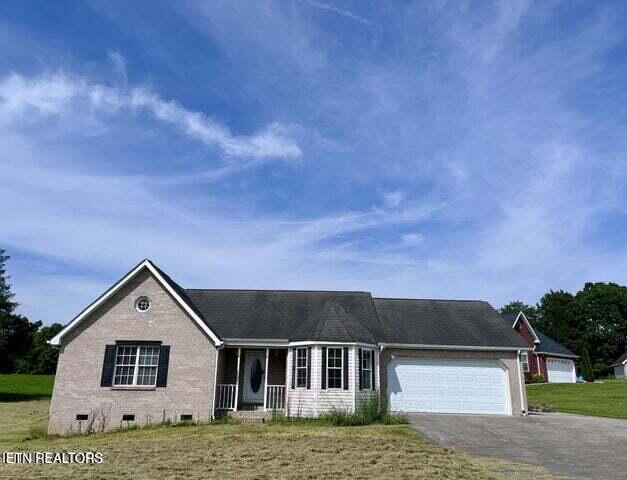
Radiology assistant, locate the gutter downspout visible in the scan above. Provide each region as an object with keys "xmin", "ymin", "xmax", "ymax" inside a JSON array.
[{"xmin": 517, "ymin": 349, "xmax": 527, "ymax": 416}]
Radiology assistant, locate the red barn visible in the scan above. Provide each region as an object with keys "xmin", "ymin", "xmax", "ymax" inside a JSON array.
[{"xmin": 501, "ymin": 312, "xmax": 578, "ymax": 383}]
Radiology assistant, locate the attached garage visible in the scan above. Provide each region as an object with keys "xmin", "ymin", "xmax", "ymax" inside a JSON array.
[
  {"xmin": 387, "ymin": 358, "xmax": 511, "ymax": 415},
  {"xmin": 546, "ymin": 358, "xmax": 576, "ymax": 383}
]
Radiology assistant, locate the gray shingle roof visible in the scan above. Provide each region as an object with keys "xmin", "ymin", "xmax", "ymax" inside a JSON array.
[
  {"xmin": 374, "ymin": 299, "xmax": 528, "ymax": 348},
  {"xmin": 184, "ymin": 289, "xmax": 384, "ymax": 343},
  {"xmin": 289, "ymin": 300, "xmax": 377, "ymax": 343},
  {"xmin": 534, "ymin": 330, "xmax": 578, "ymax": 358},
  {"xmin": 611, "ymin": 353, "xmax": 627, "ymax": 367}
]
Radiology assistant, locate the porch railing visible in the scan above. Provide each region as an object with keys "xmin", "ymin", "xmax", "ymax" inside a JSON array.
[
  {"xmin": 265, "ymin": 385, "xmax": 286, "ymax": 410},
  {"xmin": 216, "ymin": 384, "xmax": 237, "ymax": 410}
]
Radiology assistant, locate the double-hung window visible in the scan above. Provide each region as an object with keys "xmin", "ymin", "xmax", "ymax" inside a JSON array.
[
  {"xmin": 521, "ymin": 352, "xmax": 529, "ymax": 373},
  {"xmin": 113, "ymin": 345, "xmax": 160, "ymax": 387},
  {"xmin": 327, "ymin": 347, "xmax": 343, "ymax": 389},
  {"xmin": 296, "ymin": 348, "xmax": 308, "ymax": 388},
  {"xmin": 361, "ymin": 350, "xmax": 373, "ymax": 389}
]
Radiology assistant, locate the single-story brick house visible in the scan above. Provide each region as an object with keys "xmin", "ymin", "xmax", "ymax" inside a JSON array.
[
  {"xmin": 611, "ymin": 353, "xmax": 627, "ymax": 379},
  {"xmin": 501, "ymin": 311, "xmax": 578, "ymax": 383},
  {"xmin": 48, "ymin": 259, "xmax": 530, "ymax": 433}
]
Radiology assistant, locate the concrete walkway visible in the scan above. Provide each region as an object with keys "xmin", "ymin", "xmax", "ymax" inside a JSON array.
[{"xmin": 409, "ymin": 412, "xmax": 627, "ymax": 480}]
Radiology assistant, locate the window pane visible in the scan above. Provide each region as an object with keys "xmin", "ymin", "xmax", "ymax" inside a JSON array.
[
  {"xmin": 137, "ymin": 366, "xmax": 157, "ymax": 386},
  {"xmin": 114, "ymin": 365, "xmax": 135, "ymax": 385},
  {"xmin": 328, "ymin": 368, "xmax": 341, "ymax": 389},
  {"xmin": 296, "ymin": 367, "xmax": 307, "ymax": 388}
]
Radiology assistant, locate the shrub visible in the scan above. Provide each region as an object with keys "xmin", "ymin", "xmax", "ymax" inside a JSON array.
[
  {"xmin": 526, "ymin": 373, "xmax": 545, "ymax": 384},
  {"xmin": 581, "ymin": 348, "xmax": 595, "ymax": 382},
  {"xmin": 319, "ymin": 395, "xmax": 407, "ymax": 426}
]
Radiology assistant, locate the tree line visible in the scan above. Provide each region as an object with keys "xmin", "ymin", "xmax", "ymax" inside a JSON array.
[
  {"xmin": 0, "ymin": 250, "xmax": 63, "ymax": 374},
  {"xmin": 500, "ymin": 282, "xmax": 627, "ymax": 379}
]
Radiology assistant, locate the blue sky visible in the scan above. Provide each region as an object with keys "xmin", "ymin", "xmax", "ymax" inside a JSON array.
[{"xmin": 0, "ymin": 0, "xmax": 625, "ymax": 325}]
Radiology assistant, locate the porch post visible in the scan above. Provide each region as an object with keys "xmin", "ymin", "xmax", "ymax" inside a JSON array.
[
  {"xmin": 263, "ymin": 348, "xmax": 269, "ymax": 410},
  {"xmin": 234, "ymin": 347, "xmax": 241, "ymax": 412}
]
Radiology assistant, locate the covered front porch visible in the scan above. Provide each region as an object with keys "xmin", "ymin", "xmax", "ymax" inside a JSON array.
[{"xmin": 214, "ymin": 347, "xmax": 288, "ymax": 413}]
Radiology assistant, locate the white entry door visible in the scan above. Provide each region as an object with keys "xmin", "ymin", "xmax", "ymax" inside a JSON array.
[
  {"xmin": 546, "ymin": 358, "xmax": 576, "ymax": 383},
  {"xmin": 388, "ymin": 358, "xmax": 511, "ymax": 415},
  {"xmin": 242, "ymin": 351, "xmax": 265, "ymax": 403}
]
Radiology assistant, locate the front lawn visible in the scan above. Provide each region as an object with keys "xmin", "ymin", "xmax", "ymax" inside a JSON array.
[
  {"xmin": 526, "ymin": 380, "xmax": 627, "ymax": 419},
  {"xmin": 0, "ymin": 374, "xmax": 54, "ymax": 402},
  {"xmin": 0, "ymin": 415, "xmax": 553, "ymax": 480}
]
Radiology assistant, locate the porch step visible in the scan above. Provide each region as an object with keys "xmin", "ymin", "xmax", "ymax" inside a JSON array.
[{"xmin": 227, "ymin": 409, "xmax": 273, "ymax": 424}]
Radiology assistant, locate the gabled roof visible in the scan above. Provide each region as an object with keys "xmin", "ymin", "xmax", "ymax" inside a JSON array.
[
  {"xmin": 501, "ymin": 311, "xmax": 578, "ymax": 358},
  {"xmin": 49, "ymin": 259, "xmax": 222, "ymax": 346},
  {"xmin": 374, "ymin": 299, "xmax": 529, "ymax": 349},
  {"xmin": 289, "ymin": 300, "xmax": 377, "ymax": 343},
  {"xmin": 611, "ymin": 353, "xmax": 627, "ymax": 367},
  {"xmin": 184, "ymin": 289, "xmax": 383, "ymax": 343},
  {"xmin": 502, "ymin": 311, "xmax": 540, "ymax": 343}
]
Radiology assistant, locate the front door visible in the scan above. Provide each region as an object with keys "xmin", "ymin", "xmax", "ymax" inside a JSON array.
[{"xmin": 242, "ymin": 351, "xmax": 265, "ymax": 403}]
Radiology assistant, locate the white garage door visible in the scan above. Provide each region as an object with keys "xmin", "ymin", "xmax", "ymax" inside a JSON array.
[
  {"xmin": 546, "ymin": 358, "xmax": 575, "ymax": 383},
  {"xmin": 388, "ymin": 358, "xmax": 511, "ymax": 415}
]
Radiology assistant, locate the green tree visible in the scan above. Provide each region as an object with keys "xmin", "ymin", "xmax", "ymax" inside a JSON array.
[
  {"xmin": 500, "ymin": 300, "xmax": 538, "ymax": 323},
  {"xmin": 581, "ymin": 347, "xmax": 594, "ymax": 382},
  {"xmin": 0, "ymin": 249, "xmax": 63, "ymax": 374},
  {"xmin": 535, "ymin": 290, "xmax": 578, "ymax": 351},
  {"xmin": 574, "ymin": 282, "xmax": 627, "ymax": 376}
]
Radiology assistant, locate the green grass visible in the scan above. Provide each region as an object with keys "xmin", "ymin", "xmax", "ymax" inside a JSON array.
[
  {"xmin": 526, "ymin": 379, "xmax": 627, "ymax": 419},
  {"xmin": 270, "ymin": 396, "xmax": 408, "ymax": 427},
  {"xmin": 0, "ymin": 401, "xmax": 554, "ymax": 480},
  {"xmin": 0, "ymin": 374, "xmax": 54, "ymax": 402}
]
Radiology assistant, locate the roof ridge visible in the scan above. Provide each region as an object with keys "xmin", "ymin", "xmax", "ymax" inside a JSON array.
[
  {"xmin": 185, "ymin": 288, "xmax": 371, "ymax": 294},
  {"xmin": 374, "ymin": 297, "xmax": 488, "ymax": 303}
]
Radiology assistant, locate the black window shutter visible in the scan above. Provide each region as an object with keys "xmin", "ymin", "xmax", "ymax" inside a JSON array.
[
  {"xmin": 306, "ymin": 347, "xmax": 312, "ymax": 389},
  {"xmin": 156, "ymin": 345, "xmax": 170, "ymax": 387},
  {"xmin": 321, "ymin": 347, "xmax": 327, "ymax": 390},
  {"xmin": 291, "ymin": 348, "xmax": 295, "ymax": 389},
  {"xmin": 343, "ymin": 347, "xmax": 349, "ymax": 390},
  {"xmin": 100, "ymin": 345, "xmax": 116, "ymax": 387},
  {"xmin": 371, "ymin": 351, "xmax": 376, "ymax": 390},
  {"xmin": 358, "ymin": 348, "xmax": 363, "ymax": 390}
]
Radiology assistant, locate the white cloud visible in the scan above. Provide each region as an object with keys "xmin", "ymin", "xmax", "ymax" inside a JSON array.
[
  {"xmin": 0, "ymin": 71, "xmax": 301, "ymax": 159},
  {"xmin": 383, "ymin": 190, "xmax": 404, "ymax": 208},
  {"xmin": 401, "ymin": 233, "xmax": 424, "ymax": 245},
  {"xmin": 297, "ymin": 0, "xmax": 372, "ymax": 26}
]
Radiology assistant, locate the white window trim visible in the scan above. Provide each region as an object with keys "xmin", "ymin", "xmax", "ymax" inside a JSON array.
[
  {"xmin": 295, "ymin": 347, "xmax": 308, "ymax": 389},
  {"xmin": 361, "ymin": 349, "xmax": 373, "ymax": 389},
  {"xmin": 113, "ymin": 345, "xmax": 160, "ymax": 387},
  {"xmin": 327, "ymin": 347, "xmax": 343, "ymax": 390},
  {"xmin": 521, "ymin": 352, "xmax": 529, "ymax": 373}
]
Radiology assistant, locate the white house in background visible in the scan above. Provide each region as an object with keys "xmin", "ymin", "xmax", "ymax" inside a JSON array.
[{"xmin": 611, "ymin": 353, "xmax": 627, "ymax": 379}]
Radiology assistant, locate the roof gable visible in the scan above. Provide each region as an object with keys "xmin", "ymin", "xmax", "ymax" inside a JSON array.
[
  {"xmin": 50, "ymin": 260, "xmax": 222, "ymax": 346},
  {"xmin": 289, "ymin": 300, "xmax": 377, "ymax": 343},
  {"xmin": 611, "ymin": 353, "xmax": 627, "ymax": 366},
  {"xmin": 184, "ymin": 289, "xmax": 384, "ymax": 343}
]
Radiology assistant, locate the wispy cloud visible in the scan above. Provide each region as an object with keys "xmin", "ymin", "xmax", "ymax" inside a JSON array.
[
  {"xmin": 297, "ymin": 0, "xmax": 371, "ymax": 26},
  {"xmin": 0, "ymin": 71, "xmax": 302, "ymax": 159}
]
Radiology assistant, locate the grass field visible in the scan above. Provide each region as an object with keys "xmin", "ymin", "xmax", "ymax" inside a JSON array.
[
  {"xmin": 0, "ymin": 407, "xmax": 552, "ymax": 480},
  {"xmin": 526, "ymin": 379, "xmax": 627, "ymax": 419},
  {"xmin": 0, "ymin": 374, "xmax": 54, "ymax": 402},
  {"xmin": 0, "ymin": 374, "xmax": 554, "ymax": 479}
]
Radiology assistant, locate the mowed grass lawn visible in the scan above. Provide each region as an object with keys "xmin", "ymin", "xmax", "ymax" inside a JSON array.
[
  {"xmin": 0, "ymin": 374, "xmax": 54, "ymax": 402},
  {"xmin": 526, "ymin": 379, "xmax": 627, "ymax": 419}
]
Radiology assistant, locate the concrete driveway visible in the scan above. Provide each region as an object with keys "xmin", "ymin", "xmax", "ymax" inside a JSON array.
[{"xmin": 409, "ymin": 413, "xmax": 627, "ymax": 480}]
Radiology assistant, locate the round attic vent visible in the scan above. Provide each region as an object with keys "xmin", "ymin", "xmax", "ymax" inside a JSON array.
[{"xmin": 135, "ymin": 297, "xmax": 151, "ymax": 312}]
